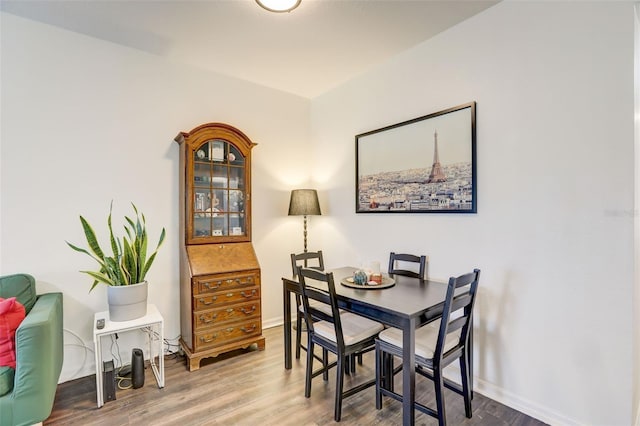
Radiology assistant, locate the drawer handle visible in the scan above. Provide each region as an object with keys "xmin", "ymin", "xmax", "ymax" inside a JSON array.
[
  {"xmin": 226, "ymin": 279, "xmax": 234, "ymax": 284},
  {"xmin": 203, "ymin": 281, "xmax": 221, "ymax": 290},
  {"xmin": 200, "ymin": 334, "xmax": 218, "ymax": 343},
  {"xmin": 240, "ymin": 306, "xmax": 256, "ymax": 315},
  {"xmin": 240, "ymin": 290, "xmax": 256, "ymax": 298},
  {"xmin": 226, "ymin": 327, "xmax": 234, "ymax": 333},
  {"xmin": 199, "ymin": 313, "xmax": 218, "ymax": 324},
  {"xmin": 199, "ymin": 296, "xmax": 217, "ymax": 305},
  {"xmin": 241, "ymin": 325, "xmax": 257, "ymax": 333},
  {"xmin": 226, "ymin": 308, "xmax": 234, "ymax": 313},
  {"xmin": 226, "ymin": 292, "xmax": 234, "ymax": 297}
]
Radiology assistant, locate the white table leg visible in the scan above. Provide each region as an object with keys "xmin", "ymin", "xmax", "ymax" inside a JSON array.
[
  {"xmin": 94, "ymin": 335, "xmax": 103, "ymax": 408},
  {"xmin": 159, "ymin": 320, "xmax": 164, "ymax": 387}
]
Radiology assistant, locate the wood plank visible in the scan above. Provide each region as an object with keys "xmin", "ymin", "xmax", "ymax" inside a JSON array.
[{"xmin": 45, "ymin": 326, "xmax": 548, "ymax": 425}]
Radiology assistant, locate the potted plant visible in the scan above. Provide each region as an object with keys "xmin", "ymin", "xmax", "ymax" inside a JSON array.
[{"xmin": 67, "ymin": 201, "xmax": 166, "ymax": 321}]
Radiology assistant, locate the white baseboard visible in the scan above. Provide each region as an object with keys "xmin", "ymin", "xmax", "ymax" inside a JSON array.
[
  {"xmin": 263, "ymin": 318, "xmax": 283, "ymax": 329},
  {"xmin": 474, "ymin": 377, "xmax": 581, "ymax": 426}
]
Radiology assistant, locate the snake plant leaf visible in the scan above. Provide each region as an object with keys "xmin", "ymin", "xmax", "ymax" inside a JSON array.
[
  {"xmin": 107, "ymin": 201, "xmax": 120, "ymax": 260},
  {"xmin": 66, "ymin": 241, "xmax": 104, "ymax": 264},
  {"xmin": 69, "ymin": 202, "xmax": 164, "ymax": 291},
  {"xmin": 140, "ymin": 228, "xmax": 165, "ymax": 280},
  {"xmin": 81, "ymin": 270, "xmax": 115, "ymax": 286},
  {"xmin": 122, "ymin": 237, "xmax": 138, "ymax": 284},
  {"xmin": 79, "ymin": 216, "xmax": 104, "ymax": 259},
  {"xmin": 156, "ymin": 228, "xmax": 166, "ymax": 249},
  {"xmin": 140, "ymin": 251, "xmax": 157, "ymax": 281}
]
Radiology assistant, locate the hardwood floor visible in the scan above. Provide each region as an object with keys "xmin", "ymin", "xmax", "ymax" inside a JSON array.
[{"xmin": 46, "ymin": 326, "xmax": 547, "ymax": 425}]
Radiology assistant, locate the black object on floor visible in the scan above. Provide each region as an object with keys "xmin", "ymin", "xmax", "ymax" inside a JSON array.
[
  {"xmin": 103, "ymin": 360, "xmax": 116, "ymax": 402},
  {"xmin": 131, "ymin": 348, "xmax": 145, "ymax": 389}
]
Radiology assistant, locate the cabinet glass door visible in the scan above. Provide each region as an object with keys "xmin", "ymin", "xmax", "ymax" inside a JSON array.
[{"xmin": 192, "ymin": 139, "xmax": 246, "ymax": 239}]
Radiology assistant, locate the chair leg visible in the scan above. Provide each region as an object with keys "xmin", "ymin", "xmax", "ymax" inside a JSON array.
[
  {"xmin": 295, "ymin": 312, "xmax": 303, "ymax": 359},
  {"xmin": 375, "ymin": 345, "xmax": 383, "ymax": 410},
  {"xmin": 386, "ymin": 353, "xmax": 394, "ymax": 392},
  {"xmin": 460, "ymin": 354, "xmax": 472, "ymax": 418},
  {"xmin": 335, "ymin": 354, "xmax": 345, "ymax": 422},
  {"xmin": 434, "ymin": 367, "xmax": 447, "ymax": 426},
  {"xmin": 323, "ymin": 348, "xmax": 329, "ymax": 381},
  {"xmin": 305, "ymin": 338, "xmax": 314, "ymax": 398}
]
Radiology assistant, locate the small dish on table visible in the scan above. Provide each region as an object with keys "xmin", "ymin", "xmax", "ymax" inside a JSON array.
[{"xmin": 340, "ymin": 274, "xmax": 395, "ymax": 289}]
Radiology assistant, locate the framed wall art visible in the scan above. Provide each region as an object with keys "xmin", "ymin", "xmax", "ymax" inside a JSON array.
[{"xmin": 355, "ymin": 102, "xmax": 476, "ymax": 213}]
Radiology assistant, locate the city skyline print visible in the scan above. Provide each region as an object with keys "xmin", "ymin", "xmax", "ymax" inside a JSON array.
[{"xmin": 356, "ymin": 102, "xmax": 476, "ymax": 213}]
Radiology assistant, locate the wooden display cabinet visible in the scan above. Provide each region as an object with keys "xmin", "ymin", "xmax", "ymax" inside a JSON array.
[{"xmin": 175, "ymin": 123, "xmax": 265, "ymax": 371}]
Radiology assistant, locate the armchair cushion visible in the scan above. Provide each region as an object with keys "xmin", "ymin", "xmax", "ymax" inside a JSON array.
[
  {"xmin": 0, "ymin": 274, "xmax": 36, "ymax": 314},
  {"xmin": 0, "ymin": 297, "xmax": 26, "ymax": 369},
  {"xmin": 0, "ymin": 366, "xmax": 14, "ymax": 397}
]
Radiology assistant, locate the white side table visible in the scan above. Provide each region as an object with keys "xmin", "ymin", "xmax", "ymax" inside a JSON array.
[{"xmin": 93, "ymin": 303, "xmax": 165, "ymax": 407}]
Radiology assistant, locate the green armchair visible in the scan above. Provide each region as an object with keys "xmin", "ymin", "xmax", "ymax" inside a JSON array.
[{"xmin": 0, "ymin": 274, "xmax": 63, "ymax": 426}]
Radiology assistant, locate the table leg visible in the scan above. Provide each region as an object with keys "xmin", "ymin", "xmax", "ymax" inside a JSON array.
[
  {"xmin": 159, "ymin": 320, "xmax": 165, "ymax": 387},
  {"xmin": 402, "ymin": 318, "xmax": 416, "ymax": 426},
  {"xmin": 284, "ymin": 283, "xmax": 292, "ymax": 369},
  {"xmin": 148, "ymin": 322, "xmax": 165, "ymax": 388},
  {"xmin": 94, "ymin": 336, "xmax": 103, "ymax": 408}
]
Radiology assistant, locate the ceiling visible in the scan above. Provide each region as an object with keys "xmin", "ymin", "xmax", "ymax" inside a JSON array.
[{"xmin": 1, "ymin": 0, "xmax": 498, "ymax": 99}]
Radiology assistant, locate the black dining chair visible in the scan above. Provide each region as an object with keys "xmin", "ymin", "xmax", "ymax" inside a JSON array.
[
  {"xmin": 291, "ymin": 251, "xmax": 326, "ymax": 360},
  {"xmin": 388, "ymin": 252, "xmax": 427, "ymax": 279},
  {"xmin": 374, "ymin": 269, "xmax": 481, "ymax": 426},
  {"xmin": 297, "ymin": 267, "xmax": 384, "ymax": 422}
]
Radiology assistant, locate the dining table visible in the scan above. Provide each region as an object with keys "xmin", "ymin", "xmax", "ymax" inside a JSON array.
[{"xmin": 282, "ymin": 266, "xmax": 472, "ymax": 426}]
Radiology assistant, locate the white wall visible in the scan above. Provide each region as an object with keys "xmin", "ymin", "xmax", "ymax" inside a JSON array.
[
  {"xmin": 310, "ymin": 2, "xmax": 635, "ymax": 426},
  {"xmin": 0, "ymin": 13, "xmax": 310, "ymax": 380},
  {"xmin": 2, "ymin": 2, "xmax": 637, "ymax": 426},
  {"xmin": 634, "ymin": 4, "xmax": 640, "ymax": 425}
]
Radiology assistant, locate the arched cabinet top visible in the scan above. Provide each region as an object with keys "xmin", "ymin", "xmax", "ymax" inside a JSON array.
[{"xmin": 174, "ymin": 122, "xmax": 257, "ymax": 156}]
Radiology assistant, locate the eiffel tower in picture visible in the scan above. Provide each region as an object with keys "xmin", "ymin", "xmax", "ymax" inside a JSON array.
[{"xmin": 427, "ymin": 130, "xmax": 447, "ymax": 183}]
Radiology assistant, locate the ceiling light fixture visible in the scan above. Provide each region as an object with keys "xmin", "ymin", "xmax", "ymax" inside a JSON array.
[{"xmin": 256, "ymin": 0, "xmax": 301, "ymax": 13}]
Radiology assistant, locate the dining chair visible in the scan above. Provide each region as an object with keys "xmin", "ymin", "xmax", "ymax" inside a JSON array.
[
  {"xmin": 290, "ymin": 251, "xmax": 325, "ymax": 360},
  {"xmin": 374, "ymin": 269, "xmax": 481, "ymax": 426},
  {"xmin": 297, "ymin": 267, "xmax": 384, "ymax": 422},
  {"xmin": 388, "ymin": 252, "xmax": 427, "ymax": 279}
]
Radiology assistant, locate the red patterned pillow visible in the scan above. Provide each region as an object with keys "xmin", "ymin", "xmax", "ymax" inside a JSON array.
[{"xmin": 0, "ymin": 297, "xmax": 26, "ymax": 369}]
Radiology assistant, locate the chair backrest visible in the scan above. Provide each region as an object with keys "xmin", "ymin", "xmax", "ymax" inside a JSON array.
[
  {"xmin": 296, "ymin": 267, "xmax": 345, "ymax": 349},
  {"xmin": 388, "ymin": 252, "xmax": 427, "ymax": 279},
  {"xmin": 291, "ymin": 251, "xmax": 325, "ymax": 278},
  {"xmin": 435, "ymin": 269, "xmax": 481, "ymax": 362}
]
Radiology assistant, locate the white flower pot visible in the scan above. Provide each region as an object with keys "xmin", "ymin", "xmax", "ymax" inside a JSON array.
[{"xmin": 107, "ymin": 281, "xmax": 148, "ymax": 321}]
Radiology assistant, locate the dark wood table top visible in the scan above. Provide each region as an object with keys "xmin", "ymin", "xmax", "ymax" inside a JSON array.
[{"xmin": 284, "ymin": 266, "xmax": 450, "ymax": 327}]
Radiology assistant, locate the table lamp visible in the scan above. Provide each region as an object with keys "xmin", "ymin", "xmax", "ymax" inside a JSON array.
[{"xmin": 288, "ymin": 189, "xmax": 321, "ymax": 253}]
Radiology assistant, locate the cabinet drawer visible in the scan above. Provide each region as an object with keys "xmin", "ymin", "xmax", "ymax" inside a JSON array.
[
  {"xmin": 194, "ymin": 301, "xmax": 261, "ymax": 330},
  {"xmin": 194, "ymin": 319, "xmax": 262, "ymax": 351},
  {"xmin": 194, "ymin": 272, "xmax": 259, "ymax": 295},
  {"xmin": 193, "ymin": 286, "xmax": 260, "ymax": 311}
]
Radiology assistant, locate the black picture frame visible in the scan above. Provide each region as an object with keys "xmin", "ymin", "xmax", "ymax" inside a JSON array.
[{"xmin": 355, "ymin": 102, "xmax": 476, "ymax": 214}]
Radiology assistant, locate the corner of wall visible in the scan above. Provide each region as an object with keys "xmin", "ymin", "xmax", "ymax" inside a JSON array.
[{"xmin": 634, "ymin": 3, "xmax": 640, "ymax": 426}]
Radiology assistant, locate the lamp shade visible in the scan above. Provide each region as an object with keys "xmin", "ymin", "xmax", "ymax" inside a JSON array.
[{"xmin": 288, "ymin": 189, "xmax": 321, "ymax": 216}]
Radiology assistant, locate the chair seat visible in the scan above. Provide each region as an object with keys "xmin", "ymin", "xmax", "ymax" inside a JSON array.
[
  {"xmin": 315, "ymin": 312, "xmax": 384, "ymax": 346},
  {"xmin": 298, "ymin": 300, "xmax": 336, "ymax": 316},
  {"xmin": 378, "ymin": 323, "xmax": 460, "ymax": 360}
]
